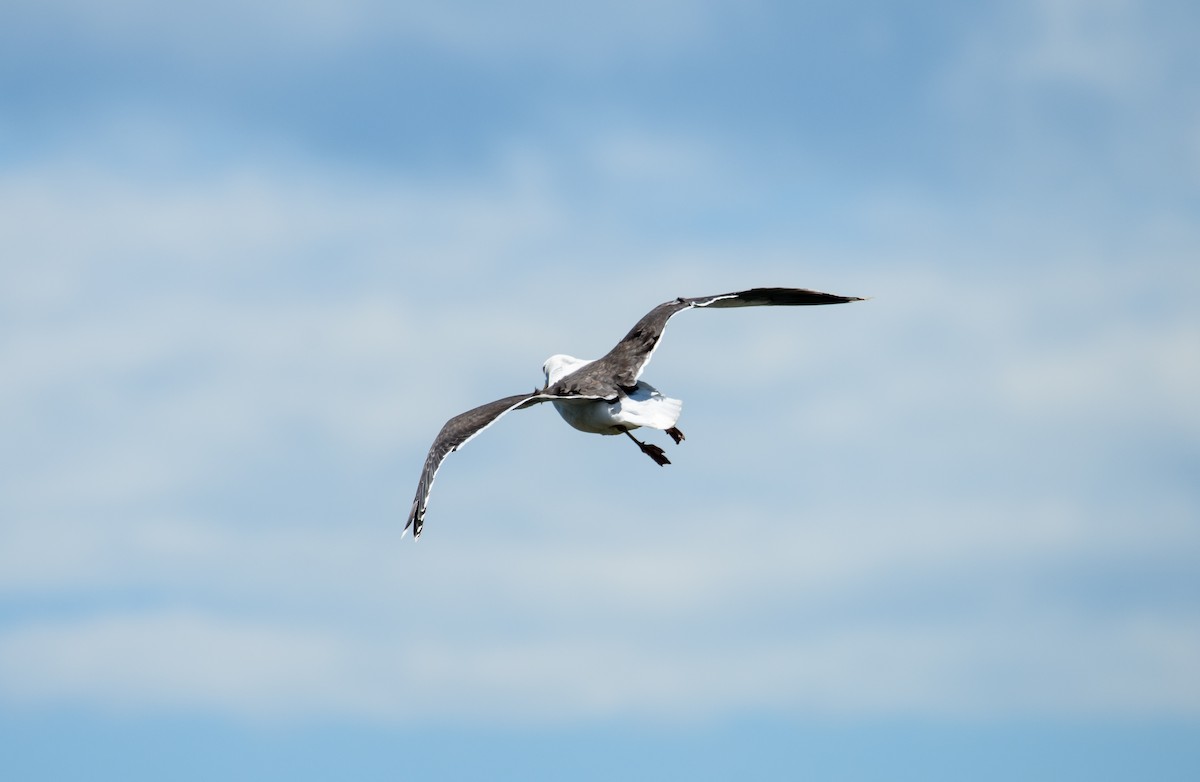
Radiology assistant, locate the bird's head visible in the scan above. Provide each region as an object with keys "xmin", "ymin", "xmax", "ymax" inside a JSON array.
[{"xmin": 542, "ymin": 354, "xmax": 591, "ymax": 387}]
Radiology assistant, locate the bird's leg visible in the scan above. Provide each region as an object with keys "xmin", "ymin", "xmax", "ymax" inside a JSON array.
[
  {"xmin": 666, "ymin": 426, "xmax": 685, "ymax": 445},
  {"xmin": 622, "ymin": 429, "xmax": 671, "ymax": 466}
]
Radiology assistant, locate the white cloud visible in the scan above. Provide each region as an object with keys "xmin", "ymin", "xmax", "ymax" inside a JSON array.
[
  {"xmin": 931, "ymin": 0, "xmax": 1199, "ymax": 201},
  {"xmin": 0, "ymin": 612, "xmax": 362, "ymax": 717},
  {"xmin": 0, "ymin": 153, "xmax": 576, "ymax": 511},
  {"xmin": 943, "ymin": 0, "xmax": 1167, "ymax": 100},
  {"xmin": 4, "ymin": 100, "xmax": 1200, "ymax": 727},
  {"xmin": 3, "ymin": 604, "xmax": 1197, "ymax": 722},
  {"xmin": 1014, "ymin": 0, "xmax": 1154, "ymax": 94},
  {"xmin": 2, "ymin": 464, "xmax": 1197, "ymax": 723},
  {"xmin": 1, "ymin": 0, "xmax": 722, "ymax": 68},
  {"xmin": 999, "ymin": 317, "xmax": 1200, "ymax": 435},
  {"xmin": 0, "ymin": 494, "xmax": 1093, "ymax": 608}
]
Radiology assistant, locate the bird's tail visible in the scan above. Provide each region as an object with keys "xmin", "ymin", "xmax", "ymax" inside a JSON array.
[{"xmin": 617, "ymin": 383, "xmax": 683, "ymax": 430}]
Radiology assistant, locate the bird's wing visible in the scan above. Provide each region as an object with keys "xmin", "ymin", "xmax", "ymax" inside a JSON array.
[
  {"xmin": 563, "ymin": 287, "xmax": 864, "ymax": 392},
  {"xmin": 405, "ymin": 392, "xmax": 545, "ymax": 539},
  {"xmin": 405, "ymin": 389, "xmax": 610, "ymax": 538}
]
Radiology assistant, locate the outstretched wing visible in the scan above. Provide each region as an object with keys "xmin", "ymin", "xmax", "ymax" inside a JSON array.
[
  {"xmin": 405, "ymin": 392, "xmax": 546, "ymax": 539},
  {"xmin": 558, "ymin": 287, "xmax": 864, "ymax": 393}
]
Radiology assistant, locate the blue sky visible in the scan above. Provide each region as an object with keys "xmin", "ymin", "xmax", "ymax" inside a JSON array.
[{"xmin": 2, "ymin": 1, "xmax": 1199, "ymax": 779}]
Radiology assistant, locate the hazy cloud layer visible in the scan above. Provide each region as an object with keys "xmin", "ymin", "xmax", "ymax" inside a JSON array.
[{"xmin": 2, "ymin": 0, "xmax": 1198, "ymax": 727}]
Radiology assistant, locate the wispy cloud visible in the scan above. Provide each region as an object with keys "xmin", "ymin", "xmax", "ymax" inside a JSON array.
[
  {"xmin": 1, "ymin": 0, "xmax": 722, "ymax": 68},
  {"xmin": 2, "ymin": 0, "xmax": 1198, "ymax": 733},
  {"xmin": 4, "ymin": 602, "xmax": 1198, "ymax": 721}
]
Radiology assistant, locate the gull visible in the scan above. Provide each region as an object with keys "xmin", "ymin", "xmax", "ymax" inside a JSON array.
[{"xmin": 404, "ymin": 287, "xmax": 863, "ymax": 538}]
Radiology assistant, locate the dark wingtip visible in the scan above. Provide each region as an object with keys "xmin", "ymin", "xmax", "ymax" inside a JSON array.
[
  {"xmin": 404, "ymin": 503, "xmax": 424, "ymax": 540},
  {"xmin": 721, "ymin": 287, "xmax": 868, "ymax": 307},
  {"xmin": 792, "ymin": 288, "xmax": 867, "ymax": 305}
]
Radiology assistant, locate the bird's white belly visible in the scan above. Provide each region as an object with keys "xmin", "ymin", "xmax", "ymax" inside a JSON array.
[
  {"xmin": 552, "ymin": 398, "xmax": 626, "ymax": 434},
  {"xmin": 552, "ymin": 382, "xmax": 682, "ymax": 435}
]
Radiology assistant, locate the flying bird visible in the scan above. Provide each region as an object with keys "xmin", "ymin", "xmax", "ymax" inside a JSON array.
[{"xmin": 405, "ymin": 287, "xmax": 863, "ymax": 538}]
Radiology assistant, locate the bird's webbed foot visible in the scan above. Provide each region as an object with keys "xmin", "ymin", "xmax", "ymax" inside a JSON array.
[
  {"xmin": 639, "ymin": 441, "xmax": 671, "ymax": 466},
  {"xmin": 622, "ymin": 429, "xmax": 671, "ymax": 466},
  {"xmin": 666, "ymin": 426, "xmax": 685, "ymax": 445}
]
